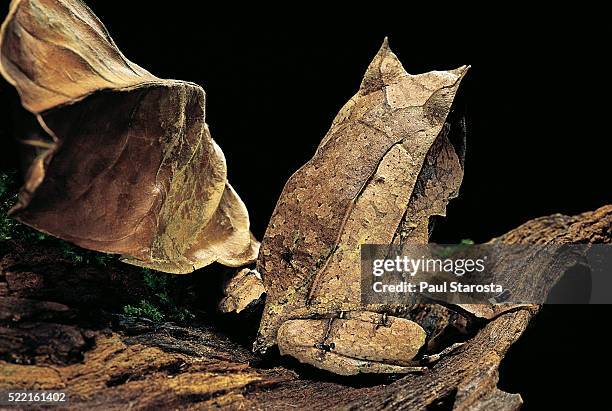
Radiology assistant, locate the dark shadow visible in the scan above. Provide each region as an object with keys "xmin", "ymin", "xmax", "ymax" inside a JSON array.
[{"xmin": 545, "ymin": 264, "xmax": 592, "ymax": 304}]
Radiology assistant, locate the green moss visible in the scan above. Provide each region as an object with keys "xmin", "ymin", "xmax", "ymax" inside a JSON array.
[
  {"xmin": 143, "ymin": 269, "xmax": 168, "ymax": 290},
  {"xmin": 2, "ymin": 171, "xmax": 195, "ymax": 324},
  {"xmin": 1, "ymin": 171, "xmax": 118, "ymax": 265},
  {"xmin": 0, "ymin": 171, "xmax": 48, "ymax": 242},
  {"xmin": 435, "ymin": 239, "xmax": 475, "ymax": 258},
  {"xmin": 56, "ymin": 240, "xmax": 116, "ymax": 266},
  {"xmin": 124, "ymin": 300, "xmax": 165, "ymax": 322},
  {"xmin": 124, "ymin": 269, "xmax": 195, "ymax": 323}
]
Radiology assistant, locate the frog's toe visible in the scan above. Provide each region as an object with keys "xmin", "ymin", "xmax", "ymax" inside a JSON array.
[{"xmin": 277, "ymin": 311, "xmax": 426, "ymax": 375}]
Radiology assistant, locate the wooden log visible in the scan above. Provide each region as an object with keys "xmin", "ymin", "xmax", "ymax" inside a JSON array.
[{"xmin": 0, "ymin": 205, "xmax": 610, "ymax": 410}]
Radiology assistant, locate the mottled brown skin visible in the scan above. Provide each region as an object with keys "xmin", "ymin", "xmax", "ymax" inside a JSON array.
[{"xmin": 254, "ymin": 39, "xmax": 469, "ymax": 374}]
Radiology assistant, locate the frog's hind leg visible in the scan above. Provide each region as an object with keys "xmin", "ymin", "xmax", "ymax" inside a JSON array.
[{"xmin": 277, "ymin": 310, "xmax": 428, "ymax": 376}]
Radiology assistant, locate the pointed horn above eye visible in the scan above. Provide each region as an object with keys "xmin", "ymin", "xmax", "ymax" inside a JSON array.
[
  {"xmin": 360, "ymin": 37, "xmax": 407, "ymax": 94},
  {"xmin": 450, "ymin": 64, "xmax": 471, "ymax": 79}
]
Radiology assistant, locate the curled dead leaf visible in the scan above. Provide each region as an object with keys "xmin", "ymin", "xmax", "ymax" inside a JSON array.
[{"xmin": 0, "ymin": 0, "xmax": 259, "ymax": 273}]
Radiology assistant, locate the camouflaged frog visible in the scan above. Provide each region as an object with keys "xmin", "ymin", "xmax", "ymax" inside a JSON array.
[{"xmin": 222, "ymin": 39, "xmax": 471, "ymax": 375}]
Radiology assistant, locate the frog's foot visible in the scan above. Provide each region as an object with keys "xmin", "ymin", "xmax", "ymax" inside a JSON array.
[
  {"xmin": 219, "ymin": 268, "xmax": 265, "ymax": 314},
  {"xmin": 277, "ymin": 310, "xmax": 427, "ymax": 376},
  {"xmin": 420, "ymin": 342, "xmax": 465, "ymax": 365}
]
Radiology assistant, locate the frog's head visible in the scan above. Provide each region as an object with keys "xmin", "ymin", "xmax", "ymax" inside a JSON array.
[
  {"xmin": 360, "ymin": 38, "xmax": 469, "ymax": 240},
  {"xmin": 361, "ymin": 37, "xmax": 469, "ymax": 110}
]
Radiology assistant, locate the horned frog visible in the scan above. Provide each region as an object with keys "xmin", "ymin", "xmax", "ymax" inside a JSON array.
[{"xmin": 223, "ymin": 39, "xmax": 470, "ymax": 375}]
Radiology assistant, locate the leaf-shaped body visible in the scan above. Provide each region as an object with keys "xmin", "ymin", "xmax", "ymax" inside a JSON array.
[
  {"xmin": 0, "ymin": 0, "xmax": 258, "ymax": 273},
  {"xmin": 255, "ymin": 40, "xmax": 468, "ymax": 352}
]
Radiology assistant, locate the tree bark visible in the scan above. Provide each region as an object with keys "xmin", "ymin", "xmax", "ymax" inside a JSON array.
[{"xmin": 1, "ymin": 205, "xmax": 610, "ymax": 410}]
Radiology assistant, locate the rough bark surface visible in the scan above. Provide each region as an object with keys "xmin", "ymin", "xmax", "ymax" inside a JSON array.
[{"xmin": 1, "ymin": 205, "xmax": 610, "ymax": 410}]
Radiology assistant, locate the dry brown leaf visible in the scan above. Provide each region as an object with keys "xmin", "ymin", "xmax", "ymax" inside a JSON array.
[
  {"xmin": 0, "ymin": 0, "xmax": 258, "ymax": 273},
  {"xmin": 254, "ymin": 39, "xmax": 468, "ymax": 354}
]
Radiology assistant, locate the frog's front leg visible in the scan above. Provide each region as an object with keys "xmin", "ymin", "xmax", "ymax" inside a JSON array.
[
  {"xmin": 219, "ymin": 268, "xmax": 265, "ymax": 314},
  {"xmin": 277, "ymin": 311, "xmax": 427, "ymax": 375}
]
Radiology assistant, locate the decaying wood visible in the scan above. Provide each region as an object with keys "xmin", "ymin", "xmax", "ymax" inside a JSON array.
[
  {"xmin": 0, "ymin": 0, "xmax": 258, "ymax": 274},
  {"xmin": 2, "ymin": 203, "xmax": 609, "ymax": 408},
  {"xmin": 255, "ymin": 38, "xmax": 469, "ymax": 355}
]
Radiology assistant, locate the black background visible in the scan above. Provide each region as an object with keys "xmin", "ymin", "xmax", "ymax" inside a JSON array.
[{"xmin": 1, "ymin": 2, "xmax": 610, "ymax": 409}]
